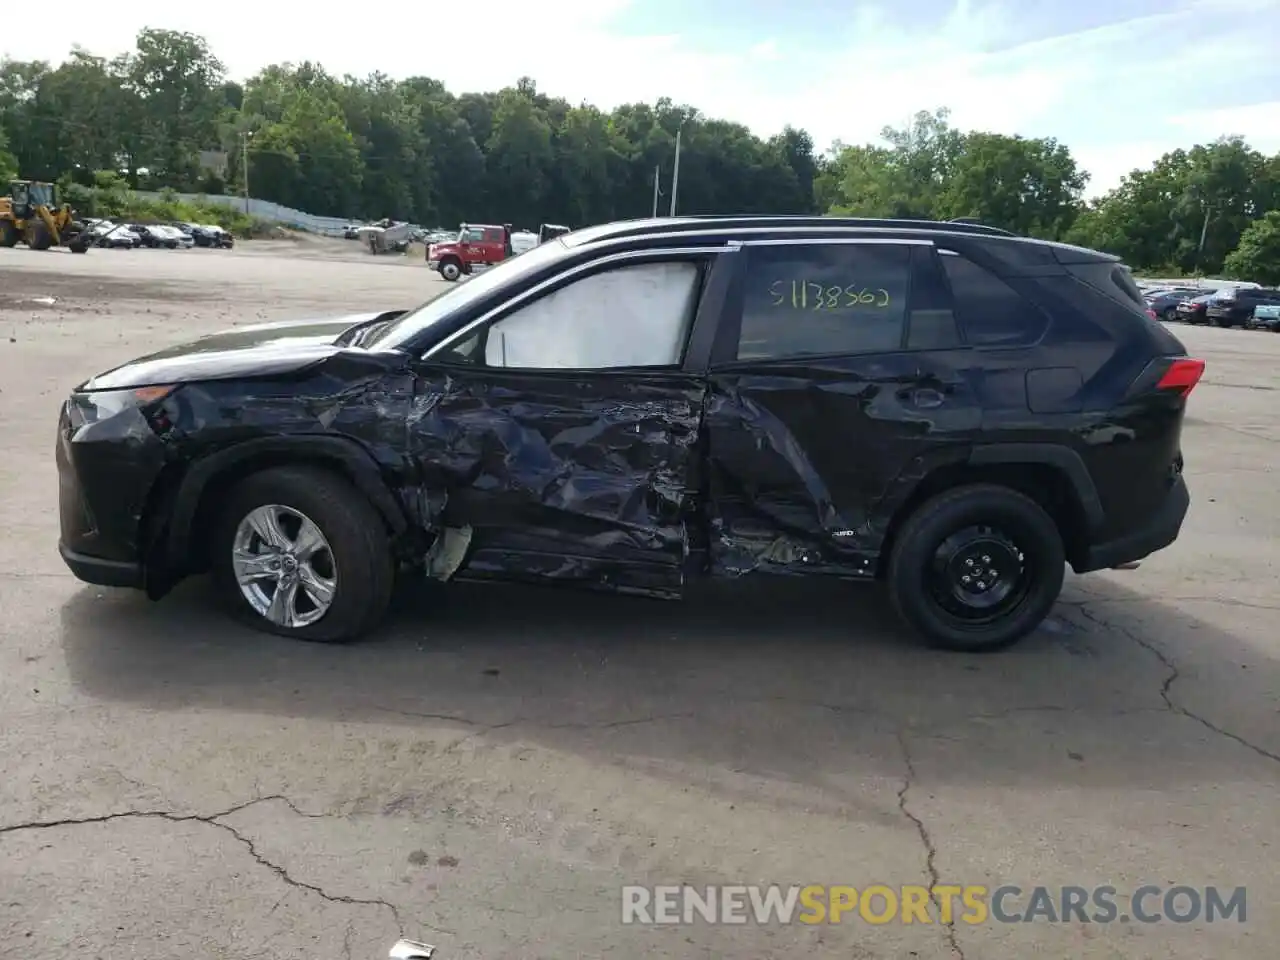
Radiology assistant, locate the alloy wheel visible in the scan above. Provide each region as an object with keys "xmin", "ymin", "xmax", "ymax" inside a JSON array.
[{"xmin": 232, "ymin": 504, "xmax": 338, "ymax": 628}]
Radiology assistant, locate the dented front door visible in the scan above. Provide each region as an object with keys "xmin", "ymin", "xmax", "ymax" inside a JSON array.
[{"xmin": 406, "ymin": 366, "xmax": 706, "ymax": 596}]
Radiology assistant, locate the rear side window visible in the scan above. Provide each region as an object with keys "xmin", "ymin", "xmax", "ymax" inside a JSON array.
[
  {"xmin": 1063, "ymin": 261, "xmax": 1151, "ymax": 313},
  {"xmin": 939, "ymin": 251, "xmax": 1047, "ymax": 347},
  {"xmin": 736, "ymin": 243, "xmax": 911, "ymax": 360},
  {"xmin": 485, "ymin": 228, "xmax": 504, "ymax": 243}
]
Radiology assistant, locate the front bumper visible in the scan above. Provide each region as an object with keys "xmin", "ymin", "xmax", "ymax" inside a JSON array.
[
  {"xmin": 56, "ymin": 399, "xmax": 167, "ymax": 589},
  {"xmin": 1074, "ymin": 475, "xmax": 1190, "ymax": 573},
  {"xmin": 426, "ymin": 258, "xmax": 440, "ymax": 271},
  {"xmin": 58, "ymin": 542, "xmax": 144, "ymax": 587}
]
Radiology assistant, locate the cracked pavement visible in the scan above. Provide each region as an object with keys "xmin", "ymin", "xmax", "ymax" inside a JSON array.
[{"xmin": 2, "ymin": 244, "xmax": 1278, "ymax": 959}]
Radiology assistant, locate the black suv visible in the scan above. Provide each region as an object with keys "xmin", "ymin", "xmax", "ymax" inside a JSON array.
[
  {"xmin": 56, "ymin": 216, "xmax": 1202, "ymax": 652},
  {"xmin": 1203, "ymin": 286, "xmax": 1280, "ymax": 327}
]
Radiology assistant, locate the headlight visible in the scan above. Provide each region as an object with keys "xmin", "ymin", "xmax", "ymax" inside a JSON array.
[{"xmin": 66, "ymin": 385, "xmax": 176, "ymax": 428}]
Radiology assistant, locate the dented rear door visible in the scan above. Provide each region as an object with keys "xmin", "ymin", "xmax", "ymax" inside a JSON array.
[{"xmin": 704, "ymin": 239, "xmax": 982, "ymax": 576}]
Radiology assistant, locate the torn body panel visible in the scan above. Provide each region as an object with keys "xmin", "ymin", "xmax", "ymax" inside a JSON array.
[
  {"xmin": 704, "ymin": 350, "xmax": 981, "ymax": 578},
  {"xmin": 405, "ymin": 365, "xmax": 705, "ymax": 596},
  {"xmin": 58, "ymin": 345, "xmax": 422, "ymax": 594}
]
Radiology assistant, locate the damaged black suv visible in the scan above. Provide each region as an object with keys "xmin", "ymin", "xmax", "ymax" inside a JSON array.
[{"xmin": 57, "ymin": 216, "xmax": 1202, "ymax": 651}]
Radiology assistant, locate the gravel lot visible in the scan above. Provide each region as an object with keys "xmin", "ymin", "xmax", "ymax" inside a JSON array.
[{"xmin": 1, "ymin": 240, "xmax": 1277, "ymax": 960}]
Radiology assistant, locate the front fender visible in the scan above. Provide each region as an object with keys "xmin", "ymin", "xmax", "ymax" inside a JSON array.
[{"xmin": 164, "ymin": 434, "xmax": 410, "ymax": 569}]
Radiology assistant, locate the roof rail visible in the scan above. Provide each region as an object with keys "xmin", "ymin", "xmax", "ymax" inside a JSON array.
[
  {"xmin": 655, "ymin": 214, "xmax": 1019, "ymax": 238},
  {"xmin": 947, "ymin": 217, "xmax": 1016, "ymax": 236}
]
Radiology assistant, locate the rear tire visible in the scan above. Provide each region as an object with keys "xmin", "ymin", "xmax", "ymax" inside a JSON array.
[
  {"xmin": 0, "ymin": 220, "xmax": 18, "ymax": 247},
  {"xmin": 886, "ymin": 484, "xmax": 1065, "ymax": 652},
  {"xmin": 210, "ymin": 466, "xmax": 395, "ymax": 642}
]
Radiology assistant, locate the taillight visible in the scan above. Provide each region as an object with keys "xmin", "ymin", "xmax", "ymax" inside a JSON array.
[
  {"xmin": 1146, "ymin": 307, "xmax": 1158, "ymax": 321},
  {"xmin": 1156, "ymin": 358, "xmax": 1205, "ymax": 397}
]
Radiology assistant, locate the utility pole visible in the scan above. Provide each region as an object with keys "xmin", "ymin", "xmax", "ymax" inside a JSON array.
[
  {"xmin": 668, "ymin": 126, "xmax": 682, "ymax": 217},
  {"xmin": 240, "ymin": 131, "xmax": 251, "ymax": 214},
  {"xmin": 651, "ymin": 165, "xmax": 662, "ymax": 217}
]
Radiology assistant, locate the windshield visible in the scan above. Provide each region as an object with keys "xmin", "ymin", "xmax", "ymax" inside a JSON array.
[{"xmin": 367, "ymin": 238, "xmax": 571, "ymax": 350}]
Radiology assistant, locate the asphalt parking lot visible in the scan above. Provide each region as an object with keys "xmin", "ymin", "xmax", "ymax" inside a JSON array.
[{"xmin": 1, "ymin": 240, "xmax": 1277, "ymax": 960}]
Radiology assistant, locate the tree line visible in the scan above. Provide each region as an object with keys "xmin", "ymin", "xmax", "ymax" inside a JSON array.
[{"xmin": 2, "ymin": 28, "xmax": 1278, "ymax": 282}]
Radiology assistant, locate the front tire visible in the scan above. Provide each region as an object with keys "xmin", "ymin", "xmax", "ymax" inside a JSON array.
[
  {"xmin": 26, "ymin": 221, "xmax": 53, "ymax": 250},
  {"xmin": 886, "ymin": 484, "xmax": 1065, "ymax": 652},
  {"xmin": 211, "ymin": 466, "xmax": 394, "ymax": 642}
]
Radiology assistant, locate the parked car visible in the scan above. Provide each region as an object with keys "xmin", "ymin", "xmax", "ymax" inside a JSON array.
[
  {"xmin": 56, "ymin": 215, "xmax": 1202, "ymax": 653},
  {"xmin": 343, "ymin": 224, "xmax": 362, "ymax": 240},
  {"xmin": 128, "ymin": 224, "xmax": 178, "ymax": 249},
  {"xmin": 1145, "ymin": 286, "xmax": 1207, "ymax": 321},
  {"xmin": 1203, "ymin": 287, "xmax": 1280, "ymax": 328},
  {"xmin": 174, "ymin": 222, "xmax": 228, "ymax": 248},
  {"xmin": 156, "ymin": 224, "xmax": 195, "ymax": 249},
  {"xmin": 201, "ymin": 224, "xmax": 235, "ymax": 249},
  {"xmin": 1174, "ymin": 292, "xmax": 1220, "ymax": 324},
  {"xmin": 1245, "ymin": 303, "xmax": 1280, "ymax": 331},
  {"xmin": 88, "ymin": 221, "xmax": 138, "ymax": 249}
]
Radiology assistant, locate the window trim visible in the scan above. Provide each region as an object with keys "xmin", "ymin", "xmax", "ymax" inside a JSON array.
[
  {"xmin": 710, "ymin": 237, "xmax": 930, "ymax": 369},
  {"xmin": 420, "ymin": 246, "xmax": 727, "ymax": 373}
]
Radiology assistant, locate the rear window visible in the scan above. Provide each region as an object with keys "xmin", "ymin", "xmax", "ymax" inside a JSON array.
[{"xmin": 938, "ymin": 250, "xmax": 1048, "ymax": 347}]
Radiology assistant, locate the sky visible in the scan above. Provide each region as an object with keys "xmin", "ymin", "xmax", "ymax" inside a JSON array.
[{"xmin": 11, "ymin": 0, "xmax": 1280, "ymax": 196}]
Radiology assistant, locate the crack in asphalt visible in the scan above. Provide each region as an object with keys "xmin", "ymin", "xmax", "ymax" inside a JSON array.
[
  {"xmin": 1073, "ymin": 604, "xmax": 1280, "ymax": 766},
  {"xmin": 1060, "ymin": 595, "xmax": 1280, "ymax": 613},
  {"xmin": 374, "ymin": 708, "xmax": 698, "ymax": 731},
  {"xmin": 0, "ymin": 794, "xmax": 411, "ymax": 936},
  {"xmin": 895, "ymin": 732, "xmax": 964, "ymax": 960}
]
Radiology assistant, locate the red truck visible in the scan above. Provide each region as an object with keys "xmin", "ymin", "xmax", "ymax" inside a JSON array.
[{"xmin": 426, "ymin": 223, "xmax": 513, "ymax": 281}]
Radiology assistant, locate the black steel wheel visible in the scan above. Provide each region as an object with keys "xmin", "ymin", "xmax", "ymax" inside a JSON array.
[{"xmin": 887, "ymin": 484, "xmax": 1065, "ymax": 651}]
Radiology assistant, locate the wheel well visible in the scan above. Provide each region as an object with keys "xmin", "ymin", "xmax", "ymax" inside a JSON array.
[
  {"xmin": 182, "ymin": 452, "xmax": 396, "ymax": 573},
  {"xmin": 877, "ymin": 462, "xmax": 1090, "ymax": 576}
]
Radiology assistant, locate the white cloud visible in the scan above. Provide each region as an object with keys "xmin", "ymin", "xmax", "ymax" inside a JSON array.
[{"xmin": 9, "ymin": 0, "xmax": 1280, "ymax": 196}]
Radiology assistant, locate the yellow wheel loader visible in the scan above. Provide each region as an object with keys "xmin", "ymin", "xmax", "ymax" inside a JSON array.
[{"xmin": 0, "ymin": 180, "xmax": 90, "ymax": 253}]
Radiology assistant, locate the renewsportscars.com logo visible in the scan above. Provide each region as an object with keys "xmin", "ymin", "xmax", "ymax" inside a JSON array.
[{"xmin": 621, "ymin": 884, "xmax": 1247, "ymax": 926}]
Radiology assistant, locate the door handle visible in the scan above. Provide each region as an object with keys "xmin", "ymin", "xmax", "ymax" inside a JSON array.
[{"xmin": 898, "ymin": 386, "xmax": 948, "ymax": 408}]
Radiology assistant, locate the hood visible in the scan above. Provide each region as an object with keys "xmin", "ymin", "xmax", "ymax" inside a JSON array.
[{"xmin": 81, "ymin": 313, "xmax": 390, "ymax": 391}]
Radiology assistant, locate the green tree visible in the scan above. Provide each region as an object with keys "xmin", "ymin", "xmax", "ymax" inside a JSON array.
[
  {"xmin": 1223, "ymin": 210, "xmax": 1280, "ymax": 285},
  {"xmin": 939, "ymin": 132, "xmax": 1087, "ymax": 238},
  {"xmin": 0, "ymin": 123, "xmax": 16, "ymax": 179},
  {"xmin": 1065, "ymin": 138, "xmax": 1277, "ymax": 272},
  {"xmin": 826, "ymin": 109, "xmax": 964, "ymax": 218},
  {"xmin": 484, "ymin": 87, "xmax": 554, "ymax": 227},
  {"xmin": 122, "ymin": 28, "xmax": 226, "ymax": 186}
]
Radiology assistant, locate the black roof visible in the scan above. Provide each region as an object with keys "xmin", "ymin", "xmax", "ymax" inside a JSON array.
[{"xmin": 562, "ymin": 215, "xmax": 1116, "ymax": 265}]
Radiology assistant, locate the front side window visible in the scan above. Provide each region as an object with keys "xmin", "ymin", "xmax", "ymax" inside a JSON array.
[
  {"xmin": 483, "ymin": 261, "xmax": 702, "ymax": 370},
  {"xmin": 461, "ymin": 227, "xmax": 486, "ymax": 242},
  {"xmin": 485, "ymin": 228, "xmax": 505, "ymax": 243},
  {"xmin": 736, "ymin": 243, "xmax": 912, "ymax": 360}
]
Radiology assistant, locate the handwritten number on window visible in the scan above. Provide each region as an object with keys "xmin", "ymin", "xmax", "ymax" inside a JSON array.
[{"xmin": 768, "ymin": 280, "xmax": 891, "ymax": 309}]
